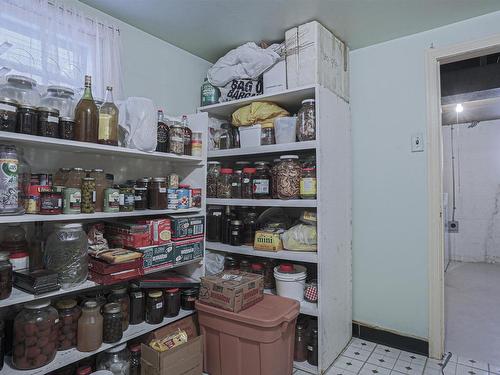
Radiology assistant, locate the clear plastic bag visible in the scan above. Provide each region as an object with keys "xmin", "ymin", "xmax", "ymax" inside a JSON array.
[
  {"xmin": 205, "ymin": 252, "xmax": 225, "ymax": 275},
  {"xmin": 118, "ymin": 97, "xmax": 157, "ymax": 152},
  {"xmin": 281, "ymin": 223, "xmax": 317, "ymax": 252}
]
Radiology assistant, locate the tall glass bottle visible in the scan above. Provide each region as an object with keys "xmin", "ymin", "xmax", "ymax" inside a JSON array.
[
  {"xmin": 74, "ymin": 75, "xmax": 98, "ymax": 143},
  {"xmin": 156, "ymin": 110, "xmax": 168, "ymax": 153},
  {"xmin": 98, "ymin": 86, "xmax": 119, "ymax": 146},
  {"xmin": 182, "ymin": 115, "xmax": 192, "ymax": 155}
]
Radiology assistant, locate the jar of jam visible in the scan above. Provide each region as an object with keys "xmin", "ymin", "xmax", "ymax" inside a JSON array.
[
  {"xmin": 134, "ymin": 178, "xmax": 149, "ymax": 210},
  {"xmin": 108, "ymin": 285, "xmax": 130, "ymax": 331},
  {"xmin": 81, "ymin": 177, "xmax": 96, "ymax": 214},
  {"xmin": 89, "ymin": 169, "xmax": 106, "ymax": 212},
  {"xmin": 63, "ymin": 187, "xmax": 81, "ymax": 214},
  {"xmin": 253, "ymin": 162, "xmax": 271, "ymax": 199},
  {"xmin": 104, "ymin": 187, "xmax": 120, "ymax": 212},
  {"xmin": 129, "ymin": 283, "xmax": 145, "ymax": 325},
  {"xmin": 241, "ymin": 167, "xmax": 255, "ymax": 199},
  {"xmin": 17, "ymin": 104, "xmax": 37, "ymax": 134},
  {"xmin": 37, "ymin": 106, "xmax": 59, "ymax": 138},
  {"xmin": 0, "ymin": 97, "xmax": 18, "ymax": 132},
  {"xmin": 55, "ymin": 299, "xmax": 81, "ymax": 350},
  {"xmin": 59, "ymin": 117, "xmax": 75, "ymax": 140},
  {"xmin": 146, "ymin": 290, "xmax": 164, "ymax": 324},
  {"xmin": 77, "ymin": 301, "xmax": 103, "ymax": 352},
  {"xmin": 119, "ymin": 185, "xmax": 135, "ymax": 212},
  {"xmin": 181, "ymin": 289, "xmax": 198, "ymax": 311},
  {"xmin": 164, "ymin": 288, "xmax": 181, "ymax": 318},
  {"xmin": 149, "ymin": 177, "xmax": 167, "ymax": 210},
  {"xmin": 102, "ymin": 302, "xmax": 123, "ymax": 343},
  {"xmin": 0, "ymin": 252, "xmax": 12, "ymax": 300},
  {"xmin": 39, "ymin": 186, "xmax": 63, "ymax": 214}
]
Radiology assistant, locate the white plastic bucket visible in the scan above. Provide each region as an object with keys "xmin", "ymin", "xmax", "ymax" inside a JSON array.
[
  {"xmin": 239, "ymin": 124, "xmax": 262, "ymax": 148},
  {"xmin": 274, "ymin": 264, "xmax": 307, "ymax": 302},
  {"xmin": 274, "ymin": 117, "xmax": 297, "ymax": 144}
]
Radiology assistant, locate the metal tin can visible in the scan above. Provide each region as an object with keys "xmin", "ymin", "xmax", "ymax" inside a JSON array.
[{"xmin": 167, "ymin": 188, "xmax": 178, "ymax": 210}]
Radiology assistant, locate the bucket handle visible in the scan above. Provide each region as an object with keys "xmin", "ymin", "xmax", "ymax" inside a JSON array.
[{"xmin": 281, "ymin": 320, "xmax": 289, "ymax": 335}]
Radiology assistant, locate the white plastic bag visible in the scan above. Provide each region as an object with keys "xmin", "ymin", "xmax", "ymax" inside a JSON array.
[
  {"xmin": 118, "ymin": 97, "xmax": 157, "ymax": 152},
  {"xmin": 282, "ymin": 223, "xmax": 317, "ymax": 251},
  {"xmin": 205, "ymin": 252, "xmax": 225, "ymax": 276}
]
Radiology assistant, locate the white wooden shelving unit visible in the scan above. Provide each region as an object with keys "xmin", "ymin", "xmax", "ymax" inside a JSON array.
[
  {"xmin": 199, "ymin": 84, "xmax": 352, "ymax": 375},
  {"xmin": 0, "ymin": 113, "xmax": 208, "ymax": 374}
]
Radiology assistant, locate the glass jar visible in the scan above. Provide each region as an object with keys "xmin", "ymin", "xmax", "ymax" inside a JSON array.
[
  {"xmin": 230, "ymin": 170, "xmax": 242, "ymax": 198},
  {"xmin": 119, "ymin": 184, "xmax": 135, "ymax": 212},
  {"xmin": 108, "ymin": 285, "xmax": 130, "ymax": 331},
  {"xmin": 167, "ymin": 173, "xmax": 179, "ymax": 189},
  {"xmin": 262, "ymin": 259, "xmax": 276, "ymax": 289},
  {"xmin": 182, "ymin": 116, "xmax": 192, "ymax": 156},
  {"xmin": 294, "ymin": 321, "xmax": 308, "ymax": 362},
  {"xmin": 207, "ymin": 161, "xmax": 221, "ymax": 198},
  {"xmin": 0, "ymin": 145, "xmax": 23, "ymax": 215},
  {"xmin": 217, "ymin": 168, "xmax": 233, "ymax": 199},
  {"xmin": 0, "ymin": 252, "xmax": 12, "ymax": 300},
  {"xmin": 0, "ymin": 75, "xmax": 41, "ymax": 106},
  {"xmin": 12, "ymin": 301, "xmax": 58, "ymax": 370},
  {"xmin": 241, "ymin": 167, "xmax": 255, "ymax": 199},
  {"xmin": 17, "ymin": 104, "xmax": 38, "ymax": 135},
  {"xmin": 242, "ymin": 211, "xmax": 258, "ymax": 246},
  {"xmin": 1, "ymin": 224, "xmax": 27, "ymax": 253},
  {"xmin": 66, "ymin": 167, "xmax": 85, "ymax": 188},
  {"xmin": 45, "ymin": 223, "xmax": 88, "ymax": 289},
  {"xmin": 239, "ymin": 259, "xmax": 251, "ymax": 273},
  {"xmin": 224, "ymin": 256, "xmax": 239, "ymax": 270},
  {"xmin": 40, "ymin": 85, "xmax": 75, "ymax": 118},
  {"xmin": 297, "ymin": 99, "xmax": 316, "ymax": 141},
  {"xmin": 103, "ymin": 302, "xmax": 123, "ymax": 343},
  {"xmin": 307, "ymin": 325, "xmax": 319, "ymax": 366},
  {"xmin": 261, "ymin": 124, "xmax": 275, "ymax": 145},
  {"xmin": 252, "ymin": 162, "xmax": 271, "ymax": 199},
  {"xmin": 181, "ymin": 289, "xmax": 198, "ymax": 311},
  {"xmin": 37, "ymin": 106, "xmax": 60, "ymax": 138},
  {"xmin": 276, "ymin": 155, "xmax": 301, "ymax": 200},
  {"xmin": 146, "ymin": 290, "xmax": 164, "ymax": 324},
  {"xmin": 58, "ymin": 117, "xmax": 75, "ymax": 140},
  {"xmin": 229, "ymin": 220, "xmax": 243, "ymax": 246},
  {"xmin": 271, "ymin": 158, "xmax": 280, "ymax": 199},
  {"xmin": 300, "ymin": 167, "xmax": 317, "ymax": 199},
  {"xmin": 55, "ymin": 299, "xmax": 81, "ymax": 350},
  {"xmin": 17, "ymin": 149, "xmax": 31, "ymax": 212},
  {"xmin": 0, "ymin": 97, "xmax": 18, "ymax": 132},
  {"xmin": 104, "ymin": 187, "xmax": 120, "ymax": 212},
  {"xmin": 63, "ymin": 187, "xmax": 81, "ymax": 214},
  {"xmin": 191, "ymin": 131, "xmax": 203, "ymax": 157},
  {"xmin": 206, "ymin": 206, "xmax": 223, "ymax": 242},
  {"xmin": 219, "ymin": 123, "xmax": 234, "ymax": 149},
  {"xmin": 77, "ymin": 301, "xmax": 103, "ymax": 352},
  {"xmin": 201, "ymin": 77, "xmax": 220, "ymax": 106},
  {"xmin": 168, "ymin": 123, "xmax": 184, "ymax": 155},
  {"xmin": 97, "ymin": 343, "xmax": 130, "ymax": 375},
  {"xmin": 89, "ymin": 169, "xmax": 106, "ymax": 212},
  {"xmin": 129, "ymin": 344, "xmax": 141, "ymax": 375},
  {"xmin": 129, "ymin": 283, "xmax": 144, "ymax": 325},
  {"xmin": 251, "ymin": 262, "xmax": 265, "ymax": 276},
  {"xmin": 148, "ymin": 177, "xmax": 167, "ymax": 209},
  {"xmin": 39, "ymin": 186, "xmax": 63, "ymax": 214},
  {"xmin": 134, "ymin": 178, "xmax": 149, "ymax": 210},
  {"xmin": 81, "ymin": 177, "xmax": 96, "ymax": 213},
  {"xmin": 304, "ymin": 279, "xmax": 319, "ymax": 303},
  {"xmin": 164, "ymin": 288, "xmax": 181, "ymax": 318}
]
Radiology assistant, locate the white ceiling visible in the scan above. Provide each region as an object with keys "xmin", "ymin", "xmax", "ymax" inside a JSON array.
[{"xmin": 80, "ymin": 0, "xmax": 500, "ymax": 62}]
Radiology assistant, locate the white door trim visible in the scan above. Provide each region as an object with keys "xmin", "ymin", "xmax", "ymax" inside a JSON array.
[{"xmin": 426, "ymin": 34, "xmax": 500, "ymax": 359}]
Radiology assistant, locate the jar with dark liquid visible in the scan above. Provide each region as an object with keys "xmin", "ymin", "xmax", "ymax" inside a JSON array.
[
  {"xmin": 294, "ymin": 321, "xmax": 308, "ymax": 362},
  {"xmin": 164, "ymin": 288, "xmax": 181, "ymax": 317},
  {"xmin": 17, "ymin": 104, "xmax": 37, "ymax": 134},
  {"xmin": 149, "ymin": 177, "xmax": 167, "ymax": 209},
  {"xmin": 134, "ymin": 178, "xmax": 149, "ymax": 210},
  {"xmin": 108, "ymin": 285, "xmax": 130, "ymax": 331},
  {"xmin": 146, "ymin": 290, "xmax": 164, "ymax": 324},
  {"xmin": 37, "ymin": 106, "xmax": 59, "ymax": 138},
  {"xmin": 59, "ymin": 117, "xmax": 75, "ymax": 140},
  {"xmin": 181, "ymin": 289, "xmax": 198, "ymax": 310},
  {"xmin": 0, "ymin": 252, "xmax": 12, "ymax": 300},
  {"xmin": 129, "ymin": 283, "xmax": 145, "ymax": 325}
]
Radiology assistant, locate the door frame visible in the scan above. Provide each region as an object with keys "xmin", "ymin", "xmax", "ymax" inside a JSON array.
[{"xmin": 426, "ymin": 34, "xmax": 500, "ymax": 359}]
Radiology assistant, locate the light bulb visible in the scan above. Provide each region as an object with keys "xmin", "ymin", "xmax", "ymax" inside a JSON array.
[{"xmin": 455, "ymin": 103, "xmax": 464, "ymax": 113}]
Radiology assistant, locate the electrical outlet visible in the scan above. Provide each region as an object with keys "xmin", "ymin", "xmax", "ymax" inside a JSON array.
[
  {"xmin": 448, "ymin": 220, "xmax": 459, "ymax": 233},
  {"xmin": 411, "ymin": 133, "xmax": 424, "ymax": 152}
]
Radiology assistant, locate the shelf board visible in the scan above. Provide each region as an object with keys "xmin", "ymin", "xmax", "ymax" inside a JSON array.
[
  {"xmin": 208, "ymin": 140, "xmax": 317, "ymax": 158},
  {"xmin": 264, "ymin": 289, "xmax": 318, "ymax": 317},
  {"xmin": 294, "ymin": 361, "xmax": 319, "ymax": 374},
  {"xmin": 0, "ymin": 208, "xmax": 202, "ymax": 224},
  {"xmin": 0, "ymin": 131, "xmax": 204, "ymax": 163},
  {"xmin": 206, "ymin": 198, "xmax": 316, "ymax": 208},
  {"xmin": 198, "ymin": 85, "xmax": 317, "ymax": 118},
  {"xmin": 143, "ymin": 257, "xmax": 203, "ymax": 274},
  {"xmin": 206, "ymin": 241, "xmax": 317, "ymax": 263},
  {"xmin": 3, "ymin": 310, "xmax": 195, "ymax": 375}
]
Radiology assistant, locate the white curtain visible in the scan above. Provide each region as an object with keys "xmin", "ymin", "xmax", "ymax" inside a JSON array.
[{"xmin": 0, "ymin": 0, "xmax": 123, "ymax": 100}]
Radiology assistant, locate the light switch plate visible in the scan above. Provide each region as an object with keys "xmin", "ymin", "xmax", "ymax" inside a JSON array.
[{"xmin": 411, "ymin": 133, "xmax": 424, "ymax": 152}]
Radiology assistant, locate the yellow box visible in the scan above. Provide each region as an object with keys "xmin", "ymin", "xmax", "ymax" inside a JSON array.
[{"xmin": 253, "ymin": 230, "xmax": 283, "ymax": 252}]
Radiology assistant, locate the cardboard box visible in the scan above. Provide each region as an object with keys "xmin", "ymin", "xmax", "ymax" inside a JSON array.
[
  {"xmin": 264, "ymin": 59, "xmax": 287, "ymax": 94},
  {"xmin": 138, "ymin": 218, "xmax": 172, "ymax": 245},
  {"xmin": 88, "ymin": 268, "xmax": 143, "ymax": 285},
  {"xmin": 254, "ymin": 229, "xmax": 283, "ymax": 251},
  {"xmin": 105, "ymin": 222, "xmax": 151, "ymax": 249},
  {"xmin": 137, "ymin": 242, "xmax": 175, "ymax": 271},
  {"xmin": 199, "ymin": 270, "xmax": 264, "ymax": 312},
  {"xmin": 174, "ymin": 238, "xmax": 204, "ymax": 264},
  {"xmin": 286, "ymin": 20, "xmax": 349, "ymax": 101},
  {"xmin": 169, "ymin": 215, "xmax": 205, "ymax": 241},
  {"xmin": 145, "ymin": 314, "xmax": 199, "ymax": 343},
  {"xmin": 88, "ymin": 256, "xmax": 143, "ymax": 274}
]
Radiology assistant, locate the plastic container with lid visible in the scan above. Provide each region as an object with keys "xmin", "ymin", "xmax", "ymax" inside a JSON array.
[
  {"xmin": 217, "ymin": 168, "xmax": 233, "ymax": 199},
  {"xmin": 55, "ymin": 299, "xmax": 81, "ymax": 350},
  {"xmin": 0, "ymin": 97, "xmax": 18, "ymax": 132},
  {"xmin": 196, "ymin": 294, "xmax": 299, "ymax": 375},
  {"xmin": 9, "ymin": 251, "xmax": 29, "ymax": 271},
  {"xmin": 297, "ymin": 99, "xmax": 316, "ymax": 141},
  {"xmin": 274, "ymin": 264, "xmax": 307, "ymax": 302},
  {"xmin": 0, "ymin": 75, "xmax": 41, "ymax": 106},
  {"xmin": 207, "ymin": 161, "xmax": 221, "ymax": 198},
  {"xmin": 276, "ymin": 155, "xmax": 301, "ymax": 200},
  {"xmin": 102, "ymin": 302, "xmax": 123, "ymax": 343},
  {"xmin": 0, "ymin": 252, "xmax": 12, "ymax": 300},
  {"xmin": 40, "ymin": 85, "xmax": 75, "ymax": 118}
]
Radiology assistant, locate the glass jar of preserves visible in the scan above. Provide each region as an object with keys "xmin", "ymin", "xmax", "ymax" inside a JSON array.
[
  {"xmin": 119, "ymin": 184, "xmax": 135, "ymax": 212},
  {"xmin": 12, "ymin": 301, "xmax": 58, "ymax": 370},
  {"xmin": 149, "ymin": 177, "xmax": 167, "ymax": 209},
  {"xmin": 0, "ymin": 97, "xmax": 18, "ymax": 132},
  {"xmin": 45, "ymin": 223, "xmax": 88, "ymax": 288},
  {"xmin": 102, "ymin": 302, "xmax": 123, "ymax": 343},
  {"xmin": 297, "ymin": 99, "xmax": 316, "ymax": 141},
  {"xmin": 40, "ymin": 85, "xmax": 75, "ymax": 118},
  {"xmin": 168, "ymin": 122, "xmax": 184, "ymax": 155},
  {"xmin": 77, "ymin": 301, "xmax": 103, "ymax": 352},
  {"xmin": 0, "ymin": 145, "xmax": 23, "ymax": 215},
  {"xmin": 55, "ymin": 299, "xmax": 81, "ymax": 350},
  {"xmin": 230, "ymin": 169, "xmax": 242, "ymax": 198},
  {"xmin": 134, "ymin": 178, "xmax": 149, "ymax": 210},
  {"xmin": 89, "ymin": 169, "xmax": 106, "ymax": 212},
  {"xmin": 207, "ymin": 161, "xmax": 220, "ymax": 198},
  {"xmin": 261, "ymin": 124, "xmax": 275, "ymax": 145},
  {"xmin": 0, "ymin": 75, "xmax": 41, "ymax": 106},
  {"xmin": 104, "ymin": 187, "xmax": 120, "ymax": 212},
  {"xmin": 39, "ymin": 186, "xmax": 63, "ymax": 214},
  {"xmin": 37, "ymin": 107, "xmax": 59, "ymax": 138},
  {"xmin": 146, "ymin": 290, "xmax": 164, "ymax": 324},
  {"xmin": 181, "ymin": 289, "xmax": 198, "ymax": 310},
  {"xmin": 164, "ymin": 288, "xmax": 181, "ymax": 318},
  {"xmin": 191, "ymin": 131, "xmax": 203, "ymax": 157},
  {"xmin": 81, "ymin": 177, "xmax": 96, "ymax": 213},
  {"xmin": 0, "ymin": 252, "xmax": 12, "ymax": 300},
  {"xmin": 276, "ymin": 155, "xmax": 301, "ymax": 200},
  {"xmin": 129, "ymin": 283, "xmax": 144, "ymax": 325},
  {"xmin": 241, "ymin": 167, "xmax": 255, "ymax": 199},
  {"xmin": 17, "ymin": 104, "xmax": 37, "ymax": 134},
  {"xmin": 217, "ymin": 168, "xmax": 233, "ymax": 199},
  {"xmin": 97, "ymin": 343, "xmax": 130, "ymax": 375},
  {"xmin": 66, "ymin": 167, "xmax": 85, "ymax": 188},
  {"xmin": 108, "ymin": 285, "xmax": 130, "ymax": 331},
  {"xmin": 252, "ymin": 162, "xmax": 271, "ymax": 199},
  {"xmin": 300, "ymin": 167, "xmax": 317, "ymax": 199},
  {"xmin": 59, "ymin": 117, "xmax": 75, "ymax": 140}
]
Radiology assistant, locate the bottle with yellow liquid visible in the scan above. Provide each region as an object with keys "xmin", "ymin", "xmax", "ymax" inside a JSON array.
[{"xmin": 98, "ymin": 86, "xmax": 119, "ymax": 146}]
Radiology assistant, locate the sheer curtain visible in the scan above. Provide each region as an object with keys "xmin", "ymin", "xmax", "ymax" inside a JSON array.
[{"xmin": 0, "ymin": 0, "xmax": 123, "ymax": 100}]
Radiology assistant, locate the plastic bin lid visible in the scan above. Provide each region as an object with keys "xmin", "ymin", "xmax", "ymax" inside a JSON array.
[{"xmin": 196, "ymin": 294, "xmax": 299, "ymax": 328}]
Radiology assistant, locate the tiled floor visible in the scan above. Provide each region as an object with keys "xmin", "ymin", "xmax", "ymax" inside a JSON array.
[{"xmin": 294, "ymin": 338, "xmax": 500, "ymax": 375}]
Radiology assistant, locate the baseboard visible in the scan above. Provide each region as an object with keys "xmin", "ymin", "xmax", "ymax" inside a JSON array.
[{"xmin": 352, "ymin": 322, "xmax": 429, "ymax": 356}]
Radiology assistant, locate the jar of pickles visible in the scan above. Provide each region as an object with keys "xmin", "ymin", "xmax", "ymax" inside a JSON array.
[
  {"xmin": 119, "ymin": 184, "xmax": 135, "ymax": 212},
  {"xmin": 217, "ymin": 168, "xmax": 233, "ymax": 198},
  {"xmin": 81, "ymin": 177, "xmax": 96, "ymax": 213},
  {"xmin": 207, "ymin": 161, "xmax": 220, "ymax": 198},
  {"xmin": 108, "ymin": 285, "xmax": 130, "ymax": 332},
  {"xmin": 297, "ymin": 99, "xmax": 316, "ymax": 141},
  {"xmin": 0, "ymin": 252, "xmax": 12, "ymax": 300},
  {"xmin": 90, "ymin": 169, "xmax": 106, "ymax": 212},
  {"xmin": 149, "ymin": 177, "xmax": 167, "ymax": 209},
  {"xmin": 55, "ymin": 299, "xmax": 81, "ymax": 350},
  {"xmin": 37, "ymin": 107, "xmax": 59, "ymax": 138},
  {"xmin": 276, "ymin": 155, "xmax": 301, "ymax": 200},
  {"xmin": 102, "ymin": 302, "xmax": 123, "ymax": 344},
  {"xmin": 168, "ymin": 123, "xmax": 184, "ymax": 155}
]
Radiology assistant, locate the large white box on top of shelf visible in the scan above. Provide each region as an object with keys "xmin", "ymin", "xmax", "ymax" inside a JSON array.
[
  {"xmin": 286, "ymin": 21, "xmax": 349, "ymax": 101},
  {"xmin": 263, "ymin": 59, "xmax": 287, "ymax": 94}
]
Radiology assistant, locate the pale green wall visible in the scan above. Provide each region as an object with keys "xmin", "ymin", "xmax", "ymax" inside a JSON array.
[{"xmin": 351, "ymin": 11, "xmax": 500, "ymax": 339}]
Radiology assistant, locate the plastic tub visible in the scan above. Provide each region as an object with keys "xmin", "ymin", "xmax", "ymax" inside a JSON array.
[
  {"xmin": 196, "ymin": 294, "xmax": 299, "ymax": 375},
  {"xmin": 274, "ymin": 264, "xmax": 307, "ymax": 302},
  {"xmin": 274, "ymin": 117, "xmax": 297, "ymax": 144},
  {"xmin": 239, "ymin": 124, "xmax": 261, "ymax": 148}
]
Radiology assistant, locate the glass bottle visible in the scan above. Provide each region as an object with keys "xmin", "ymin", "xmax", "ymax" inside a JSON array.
[
  {"xmin": 98, "ymin": 86, "xmax": 119, "ymax": 146},
  {"xmin": 230, "ymin": 169, "xmax": 242, "ymax": 198},
  {"xmin": 77, "ymin": 301, "xmax": 103, "ymax": 352},
  {"xmin": 156, "ymin": 109, "xmax": 169, "ymax": 153},
  {"xmin": 221, "ymin": 206, "xmax": 235, "ymax": 244},
  {"xmin": 200, "ymin": 77, "xmax": 220, "ymax": 106},
  {"xmin": 74, "ymin": 75, "xmax": 98, "ymax": 143},
  {"xmin": 294, "ymin": 321, "xmax": 308, "ymax": 362},
  {"xmin": 182, "ymin": 115, "xmax": 192, "ymax": 155},
  {"xmin": 307, "ymin": 325, "xmax": 319, "ymax": 366}
]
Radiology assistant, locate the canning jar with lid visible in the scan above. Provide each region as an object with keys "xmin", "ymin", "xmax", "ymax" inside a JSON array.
[
  {"xmin": 12, "ymin": 301, "xmax": 58, "ymax": 370},
  {"xmin": 217, "ymin": 168, "xmax": 233, "ymax": 199},
  {"xmin": 37, "ymin": 107, "xmax": 59, "ymax": 138},
  {"xmin": 181, "ymin": 289, "xmax": 198, "ymax": 310},
  {"xmin": 241, "ymin": 167, "xmax": 255, "ymax": 199},
  {"xmin": 129, "ymin": 283, "xmax": 144, "ymax": 325},
  {"xmin": 59, "ymin": 117, "xmax": 75, "ymax": 140},
  {"xmin": 252, "ymin": 162, "xmax": 271, "ymax": 199},
  {"xmin": 146, "ymin": 290, "xmax": 164, "ymax": 324},
  {"xmin": 119, "ymin": 184, "xmax": 135, "ymax": 212},
  {"xmin": 207, "ymin": 161, "xmax": 220, "ymax": 198},
  {"xmin": 230, "ymin": 169, "xmax": 242, "ymax": 198},
  {"xmin": 55, "ymin": 299, "xmax": 81, "ymax": 350},
  {"xmin": 300, "ymin": 167, "xmax": 317, "ymax": 199},
  {"xmin": 90, "ymin": 169, "xmax": 106, "ymax": 212},
  {"xmin": 0, "ymin": 75, "xmax": 41, "ymax": 106},
  {"xmin": 102, "ymin": 302, "xmax": 123, "ymax": 343},
  {"xmin": 168, "ymin": 122, "xmax": 184, "ymax": 155},
  {"xmin": 276, "ymin": 155, "xmax": 301, "ymax": 200},
  {"xmin": 77, "ymin": 301, "xmax": 103, "ymax": 352},
  {"xmin": 297, "ymin": 99, "xmax": 316, "ymax": 141},
  {"xmin": 164, "ymin": 288, "xmax": 181, "ymax": 318},
  {"xmin": 0, "ymin": 252, "xmax": 12, "ymax": 300},
  {"xmin": 96, "ymin": 343, "xmax": 130, "ymax": 375},
  {"xmin": 108, "ymin": 285, "xmax": 130, "ymax": 331},
  {"xmin": 242, "ymin": 211, "xmax": 258, "ymax": 245},
  {"xmin": 148, "ymin": 177, "xmax": 167, "ymax": 209},
  {"xmin": 134, "ymin": 178, "xmax": 149, "ymax": 210},
  {"xmin": 0, "ymin": 97, "xmax": 18, "ymax": 132},
  {"xmin": 81, "ymin": 177, "xmax": 96, "ymax": 213},
  {"xmin": 261, "ymin": 124, "xmax": 275, "ymax": 145},
  {"xmin": 40, "ymin": 85, "xmax": 75, "ymax": 118}
]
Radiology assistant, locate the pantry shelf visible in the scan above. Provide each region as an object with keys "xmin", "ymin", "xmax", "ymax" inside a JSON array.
[
  {"xmin": 2, "ymin": 309, "xmax": 196, "ymax": 375},
  {"xmin": 198, "ymin": 84, "xmax": 317, "ymax": 118},
  {"xmin": 207, "ymin": 140, "xmax": 317, "ymax": 158},
  {"xmin": 294, "ymin": 360, "xmax": 319, "ymax": 374},
  {"xmin": 0, "ymin": 131, "xmax": 204, "ymax": 163},
  {"xmin": 205, "ymin": 241, "xmax": 318, "ymax": 263},
  {"xmin": 143, "ymin": 257, "xmax": 204, "ymax": 275},
  {"xmin": 206, "ymin": 198, "xmax": 316, "ymax": 207},
  {"xmin": 263, "ymin": 289, "xmax": 318, "ymax": 317},
  {"xmin": 0, "ymin": 208, "xmax": 202, "ymax": 224}
]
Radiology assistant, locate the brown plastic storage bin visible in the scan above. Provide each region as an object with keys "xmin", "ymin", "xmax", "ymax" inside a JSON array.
[{"xmin": 196, "ymin": 294, "xmax": 300, "ymax": 375}]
